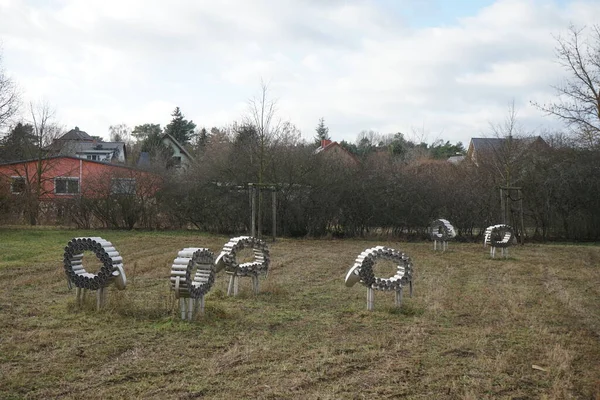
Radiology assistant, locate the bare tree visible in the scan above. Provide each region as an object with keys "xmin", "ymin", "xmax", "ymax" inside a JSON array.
[
  {"xmin": 243, "ymin": 81, "xmax": 284, "ymax": 237},
  {"xmin": 244, "ymin": 81, "xmax": 282, "ymax": 185},
  {"xmin": 3, "ymin": 101, "xmax": 63, "ymax": 224},
  {"xmin": 109, "ymin": 123, "xmax": 132, "ymax": 144},
  {"xmin": 533, "ymin": 24, "xmax": 600, "ymax": 147},
  {"xmin": 30, "ymin": 100, "xmax": 62, "ymax": 149},
  {"xmin": 0, "ymin": 50, "xmax": 20, "ymax": 130},
  {"xmin": 487, "ymin": 100, "xmax": 525, "ymax": 187},
  {"xmin": 78, "ymin": 167, "xmax": 162, "ymax": 229}
]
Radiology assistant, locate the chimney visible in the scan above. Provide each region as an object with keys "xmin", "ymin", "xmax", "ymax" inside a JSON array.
[{"xmin": 321, "ymin": 139, "xmax": 332, "ymax": 148}]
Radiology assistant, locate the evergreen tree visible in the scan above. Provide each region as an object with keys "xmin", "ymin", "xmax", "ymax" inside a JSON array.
[
  {"xmin": 131, "ymin": 123, "xmax": 173, "ymax": 167},
  {"xmin": 339, "ymin": 140, "xmax": 358, "ymax": 155},
  {"xmin": 140, "ymin": 130, "xmax": 164, "ymax": 153},
  {"xmin": 357, "ymin": 136, "xmax": 373, "ymax": 157},
  {"xmin": 164, "ymin": 107, "xmax": 196, "ymax": 145},
  {"xmin": 314, "ymin": 117, "xmax": 330, "ymax": 145},
  {"xmin": 0, "ymin": 122, "xmax": 37, "ymax": 162},
  {"xmin": 388, "ymin": 132, "xmax": 410, "ymax": 157},
  {"xmin": 132, "ymin": 123, "xmax": 162, "ymax": 142},
  {"xmin": 430, "ymin": 140, "xmax": 466, "ymax": 160},
  {"xmin": 196, "ymin": 127, "xmax": 209, "ymax": 151}
]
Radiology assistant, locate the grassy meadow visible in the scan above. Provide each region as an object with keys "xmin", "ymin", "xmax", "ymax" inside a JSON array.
[{"xmin": 0, "ymin": 228, "xmax": 599, "ymax": 399}]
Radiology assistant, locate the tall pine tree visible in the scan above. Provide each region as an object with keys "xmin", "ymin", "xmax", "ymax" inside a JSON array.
[
  {"xmin": 164, "ymin": 107, "xmax": 196, "ymax": 145},
  {"xmin": 314, "ymin": 117, "xmax": 330, "ymax": 146},
  {"xmin": 0, "ymin": 122, "xmax": 38, "ymax": 162},
  {"xmin": 196, "ymin": 127, "xmax": 208, "ymax": 150}
]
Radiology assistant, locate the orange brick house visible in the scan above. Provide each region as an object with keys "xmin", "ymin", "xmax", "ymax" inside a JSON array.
[{"xmin": 0, "ymin": 156, "xmax": 160, "ymax": 200}]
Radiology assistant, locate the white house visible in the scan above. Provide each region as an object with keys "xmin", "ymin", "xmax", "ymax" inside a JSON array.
[
  {"xmin": 50, "ymin": 127, "xmax": 127, "ymax": 163},
  {"xmin": 161, "ymin": 133, "xmax": 194, "ymax": 170}
]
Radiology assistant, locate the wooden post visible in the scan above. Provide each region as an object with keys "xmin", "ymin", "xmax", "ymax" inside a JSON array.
[
  {"xmin": 500, "ymin": 187, "xmax": 504, "ymax": 224},
  {"xmin": 251, "ymin": 185, "xmax": 256, "ymax": 238},
  {"xmin": 252, "ymin": 275, "xmax": 259, "ymax": 294},
  {"xmin": 257, "ymin": 189, "xmax": 262, "ymax": 239},
  {"xmin": 519, "ymin": 195, "xmax": 525, "ymax": 245},
  {"xmin": 233, "ymin": 276, "xmax": 239, "ymax": 296},
  {"xmin": 272, "ymin": 188, "xmax": 276, "ymax": 242},
  {"xmin": 249, "ymin": 183, "xmax": 253, "ymax": 235}
]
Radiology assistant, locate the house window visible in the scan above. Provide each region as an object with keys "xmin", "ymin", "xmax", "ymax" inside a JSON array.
[
  {"xmin": 55, "ymin": 177, "xmax": 80, "ymax": 194},
  {"xmin": 10, "ymin": 177, "xmax": 26, "ymax": 194},
  {"xmin": 87, "ymin": 155, "xmax": 99, "ymax": 161},
  {"xmin": 111, "ymin": 178, "xmax": 136, "ymax": 195}
]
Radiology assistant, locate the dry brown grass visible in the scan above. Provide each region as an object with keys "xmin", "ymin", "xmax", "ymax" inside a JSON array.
[{"xmin": 1, "ymin": 229, "xmax": 599, "ymax": 399}]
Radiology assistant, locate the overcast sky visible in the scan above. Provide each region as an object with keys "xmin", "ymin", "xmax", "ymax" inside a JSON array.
[{"xmin": 1, "ymin": 0, "xmax": 599, "ymax": 145}]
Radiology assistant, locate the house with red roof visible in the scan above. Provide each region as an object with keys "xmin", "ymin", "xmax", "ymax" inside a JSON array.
[{"xmin": 314, "ymin": 139, "xmax": 360, "ymax": 166}]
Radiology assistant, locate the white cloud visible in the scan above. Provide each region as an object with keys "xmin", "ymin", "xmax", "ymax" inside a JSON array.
[{"xmin": 0, "ymin": 0, "xmax": 599, "ymax": 145}]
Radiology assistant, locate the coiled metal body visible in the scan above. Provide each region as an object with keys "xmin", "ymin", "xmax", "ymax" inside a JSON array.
[
  {"xmin": 63, "ymin": 237, "xmax": 126, "ymax": 310},
  {"xmin": 345, "ymin": 246, "xmax": 413, "ymax": 310},
  {"xmin": 484, "ymin": 224, "xmax": 515, "ymax": 258},
  {"xmin": 217, "ymin": 236, "xmax": 269, "ymax": 296},
  {"xmin": 430, "ymin": 219, "xmax": 456, "ymax": 251},
  {"xmin": 170, "ymin": 247, "xmax": 216, "ymax": 320}
]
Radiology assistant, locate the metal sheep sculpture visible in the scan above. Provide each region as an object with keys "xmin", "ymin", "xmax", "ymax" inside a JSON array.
[
  {"xmin": 483, "ymin": 224, "xmax": 515, "ymax": 258},
  {"xmin": 345, "ymin": 246, "xmax": 413, "ymax": 310},
  {"xmin": 170, "ymin": 247, "xmax": 216, "ymax": 320},
  {"xmin": 63, "ymin": 237, "xmax": 127, "ymax": 310},
  {"xmin": 430, "ymin": 219, "xmax": 457, "ymax": 251},
  {"xmin": 216, "ymin": 236, "xmax": 270, "ymax": 296}
]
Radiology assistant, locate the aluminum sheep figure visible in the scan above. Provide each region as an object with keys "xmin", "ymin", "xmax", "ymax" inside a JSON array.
[
  {"xmin": 170, "ymin": 247, "xmax": 216, "ymax": 320},
  {"xmin": 345, "ymin": 246, "xmax": 413, "ymax": 310},
  {"xmin": 484, "ymin": 224, "xmax": 515, "ymax": 258},
  {"xmin": 216, "ymin": 236, "xmax": 270, "ymax": 296},
  {"xmin": 430, "ymin": 219, "xmax": 456, "ymax": 251},
  {"xmin": 63, "ymin": 237, "xmax": 126, "ymax": 310}
]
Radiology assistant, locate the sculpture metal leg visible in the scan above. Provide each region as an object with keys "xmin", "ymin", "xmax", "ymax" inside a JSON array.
[
  {"xmin": 180, "ymin": 298, "xmax": 186, "ymax": 320},
  {"xmin": 367, "ymin": 288, "xmax": 374, "ymax": 310},
  {"xmin": 76, "ymin": 287, "xmax": 82, "ymax": 307},
  {"xmin": 96, "ymin": 287, "xmax": 104, "ymax": 311},
  {"xmin": 198, "ymin": 296, "xmax": 205, "ymax": 316},
  {"xmin": 187, "ymin": 297, "xmax": 193, "ymax": 320},
  {"xmin": 227, "ymin": 275, "xmax": 235, "ymax": 296},
  {"xmin": 395, "ymin": 287, "xmax": 403, "ymax": 307}
]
